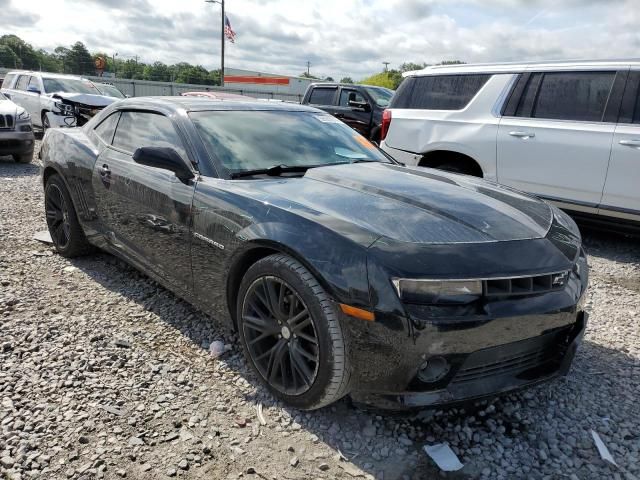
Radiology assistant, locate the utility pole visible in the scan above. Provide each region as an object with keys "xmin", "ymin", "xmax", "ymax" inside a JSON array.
[
  {"xmin": 113, "ymin": 52, "xmax": 118, "ymax": 78},
  {"xmin": 306, "ymin": 61, "xmax": 311, "ymax": 76},
  {"xmin": 382, "ymin": 62, "xmax": 390, "ymax": 72},
  {"xmin": 205, "ymin": 0, "xmax": 225, "ymax": 86}
]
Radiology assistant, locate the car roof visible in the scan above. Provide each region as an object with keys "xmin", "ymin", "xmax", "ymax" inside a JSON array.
[
  {"xmin": 403, "ymin": 58, "xmax": 640, "ymax": 77},
  {"xmin": 308, "ymin": 83, "xmax": 391, "ymax": 90},
  {"xmin": 113, "ymin": 96, "xmax": 322, "ymax": 113},
  {"xmin": 5, "ymin": 70, "xmax": 86, "ymax": 80}
]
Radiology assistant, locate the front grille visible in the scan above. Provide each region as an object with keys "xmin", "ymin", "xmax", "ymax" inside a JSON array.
[
  {"xmin": 484, "ymin": 271, "xmax": 569, "ymax": 298},
  {"xmin": 451, "ymin": 345, "xmax": 559, "ymax": 385},
  {"xmin": 0, "ymin": 114, "xmax": 14, "ymax": 130},
  {"xmin": 449, "ymin": 327, "xmax": 571, "ymax": 386},
  {"xmin": 0, "ymin": 140, "xmax": 20, "ymax": 148}
]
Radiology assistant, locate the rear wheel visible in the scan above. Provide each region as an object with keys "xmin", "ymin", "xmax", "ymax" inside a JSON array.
[
  {"xmin": 45, "ymin": 174, "xmax": 93, "ymax": 257},
  {"xmin": 13, "ymin": 152, "xmax": 32, "ymax": 163},
  {"xmin": 237, "ymin": 254, "xmax": 351, "ymax": 410}
]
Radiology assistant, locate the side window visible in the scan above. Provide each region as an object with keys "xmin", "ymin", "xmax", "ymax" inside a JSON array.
[
  {"xmin": 530, "ymin": 72, "xmax": 616, "ymax": 122},
  {"xmin": 619, "ymin": 71, "xmax": 640, "ymax": 124},
  {"xmin": 308, "ymin": 88, "xmax": 337, "ymax": 105},
  {"xmin": 339, "ymin": 89, "xmax": 365, "ymax": 107},
  {"xmin": 94, "ymin": 112, "xmax": 120, "ymax": 145},
  {"xmin": 27, "ymin": 76, "xmax": 40, "ymax": 92},
  {"xmin": 112, "ymin": 111, "xmax": 188, "ymax": 160},
  {"xmin": 15, "ymin": 75, "xmax": 30, "ymax": 91},
  {"xmin": 1, "ymin": 73, "xmax": 15, "ymax": 89},
  {"xmin": 390, "ymin": 74, "xmax": 491, "ymax": 110}
]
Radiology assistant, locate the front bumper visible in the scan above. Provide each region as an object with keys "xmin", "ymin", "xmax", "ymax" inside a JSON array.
[
  {"xmin": 0, "ymin": 129, "xmax": 35, "ymax": 156},
  {"xmin": 350, "ymin": 311, "xmax": 587, "ymax": 409}
]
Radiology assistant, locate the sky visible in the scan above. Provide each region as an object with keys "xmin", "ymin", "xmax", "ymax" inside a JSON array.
[{"xmin": 2, "ymin": 0, "xmax": 640, "ymax": 79}]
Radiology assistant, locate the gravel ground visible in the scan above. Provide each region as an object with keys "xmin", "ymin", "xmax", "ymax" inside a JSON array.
[{"xmin": 1, "ymin": 143, "xmax": 639, "ymax": 480}]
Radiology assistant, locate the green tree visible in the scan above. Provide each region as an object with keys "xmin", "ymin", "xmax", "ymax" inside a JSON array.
[
  {"xmin": 359, "ymin": 70, "xmax": 402, "ymax": 89},
  {"xmin": 0, "ymin": 35, "xmax": 40, "ymax": 70},
  {"xmin": 143, "ymin": 61, "xmax": 172, "ymax": 82},
  {"xmin": 0, "ymin": 44, "xmax": 19, "ymax": 68},
  {"xmin": 68, "ymin": 42, "xmax": 94, "ymax": 75},
  {"xmin": 339, "ymin": 76, "xmax": 353, "ymax": 84}
]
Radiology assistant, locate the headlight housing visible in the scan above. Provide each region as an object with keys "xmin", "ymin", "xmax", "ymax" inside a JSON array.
[
  {"xmin": 54, "ymin": 101, "xmax": 74, "ymax": 115},
  {"xmin": 17, "ymin": 109, "xmax": 30, "ymax": 121},
  {"xmin": 392, "ymin": 278, "xmax": 482, "ymax": 305}
]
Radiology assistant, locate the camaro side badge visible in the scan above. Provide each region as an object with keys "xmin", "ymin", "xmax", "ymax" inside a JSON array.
[{"xmin": 193, "ymin": 232, "xmax": 225, "ymax": 250}]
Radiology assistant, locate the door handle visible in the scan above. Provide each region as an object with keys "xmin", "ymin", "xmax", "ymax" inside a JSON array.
[
  {"xmin": 509, "ymin": 131, "xmax": 536, "ymax": 139},
  {"xmin": 619, "ymin": 139, "xmax": 640, "ymax": 148}
]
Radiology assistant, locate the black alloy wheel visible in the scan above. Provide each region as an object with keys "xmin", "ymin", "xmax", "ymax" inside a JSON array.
[
  {"xmin": 44, "ymin": 175, "xmax": 94, "ymax": 257},
  {"xmin": 42, "ymin": 112, "xmax": 50, "ymax": 132},
  {"xmin": 237, "ymin": 254, "xmax": 351, "ymax": 410},
  {"xmin": 241, "ymin": 276, "xmax": 320, "ymax": 395},
  {"xmin": 45, "ymin": 182, "xmax": 71, "ymax": 250}
]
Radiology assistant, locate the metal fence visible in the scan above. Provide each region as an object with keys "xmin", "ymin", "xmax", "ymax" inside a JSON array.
[
  {"xmin": 85, "ymin": 76, "xmax": 305, "ymax": 102},
  {"xmin": 0, "ymin": 68, "xmax": 304, "ymax": 102}
]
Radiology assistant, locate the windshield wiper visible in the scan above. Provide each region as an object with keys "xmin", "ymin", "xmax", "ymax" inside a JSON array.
[{"xmin": 230, "ymin": 164, "xmax": 315, "ymax": 179}]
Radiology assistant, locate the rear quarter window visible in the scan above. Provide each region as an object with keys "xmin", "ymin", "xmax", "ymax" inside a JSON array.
[
  {"xmin": 390, "ymin": 74, "xmax": 491, "ymax": 110},
  {"xmin": 1, "ymin": 73, "xmax": 16, "ymax": 89},
  {"xmin": 308, "ymin": 87, "xmax": 337, "ymax": 105}
]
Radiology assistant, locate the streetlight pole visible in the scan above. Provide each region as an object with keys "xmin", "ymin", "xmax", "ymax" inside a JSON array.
[{"xmin": 205, "ymin": 0, "xmax": 225, "ymax": 87}]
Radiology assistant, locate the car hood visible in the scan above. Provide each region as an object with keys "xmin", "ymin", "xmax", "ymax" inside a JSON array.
[
  {"xmin": 50, "ymin": 92, "xmax": 116, "ymax": 107},
  {"xmin": 242, "ymin": 162, "xmax": 553, "ymax": 245},
  {"xmin": 0, "ymin": 99, "xmax": 17, "ymax": 116}
]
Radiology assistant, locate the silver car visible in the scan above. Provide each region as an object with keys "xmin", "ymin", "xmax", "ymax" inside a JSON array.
[{"xmin": 0, "ymin": 91, "xmax": 35, "ymax": 163}]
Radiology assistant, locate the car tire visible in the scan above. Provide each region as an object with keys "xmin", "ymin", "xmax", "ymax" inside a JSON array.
[
  {"xmin": 13, "ymin": 152, "xmax": 32, "ymax": 163},
  {"xmin": 237, "ymin": 254, "xmax": 351, "ymax": 410},
  {"xmin": 44, "ymin": 174, "xmax": 94, "ymax": 258},
  {"xmin": 41, "ymin": 112, "xmax": 50, "ymax": 132}
]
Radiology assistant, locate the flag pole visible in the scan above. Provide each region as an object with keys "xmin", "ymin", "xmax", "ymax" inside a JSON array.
[{"xmin": 221, "ymin": 0, "xmax": 225, "ymax": 87}]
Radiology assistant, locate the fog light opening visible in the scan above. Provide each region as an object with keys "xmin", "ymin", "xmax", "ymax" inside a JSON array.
[{"xmin": 418, "ymin": 356, "xmax": 450, "ymax": 383}]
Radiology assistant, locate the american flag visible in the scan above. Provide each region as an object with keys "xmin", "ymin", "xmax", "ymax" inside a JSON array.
[{"xmin": 224, "ymin": 15, "xmax": 236, "ymax": 43}]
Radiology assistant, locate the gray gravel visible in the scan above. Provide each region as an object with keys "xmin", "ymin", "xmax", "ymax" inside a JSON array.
[{"xmin": 1, "ymin": 144, "xmax": 639, "ymax": 479}]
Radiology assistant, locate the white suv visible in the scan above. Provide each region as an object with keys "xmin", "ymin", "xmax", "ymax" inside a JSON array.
[
  {"xmin": 1, "ymin": 71, "xmax": 115, "ymax": 130},
  {"xmin": 381, "ymin": 60, "xmax": 640, "ymax": 229}
]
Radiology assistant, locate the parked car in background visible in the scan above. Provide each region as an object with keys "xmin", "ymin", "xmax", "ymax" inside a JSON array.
[
  {"xmin": 93, "ymin": 82, "xmax": 126, "ymax": 99},
  {"xmin": 1, "ymin": 71, "xmax": 116, "ymax": 130},
  {"xmin": 40, "ymin": 96, "xmax": 588, "ymax": 410},
  {"xmin": 0, "ymin": 91, "xmax": 35, "ymax": 163},
  {"xmin": 301, "ymin": 83, "xmax": 394, "ymax": 142},
  {"xmin": 381, "ymin": 60, "xmax": 640, "ymax": 230},
  {"xmin": 181, "ymin": 91, "xmax": 253, "ymax": 101}
]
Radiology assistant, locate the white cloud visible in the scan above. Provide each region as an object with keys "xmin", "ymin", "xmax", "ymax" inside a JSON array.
[{"xmin": 2, "ymin": 0, "xmax": 639, "ymax": 79}]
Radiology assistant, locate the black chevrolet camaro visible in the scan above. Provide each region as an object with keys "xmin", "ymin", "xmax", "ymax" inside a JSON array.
[{"xmin": 40, "ymin": 97, "xmax": 589, "ymax": 410}]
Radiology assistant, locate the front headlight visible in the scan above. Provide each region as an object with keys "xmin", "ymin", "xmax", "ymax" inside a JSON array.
[
  {"xmin": 392, "ymin": 278, "xmax": 482, "ymax": 305},
  {"xmin": 54, "ymin": 101, "xmax": 74, "ymax": 115},
  {"xmin": 17, "ymin": 109, "xmax": 30, "ymax": 121}
]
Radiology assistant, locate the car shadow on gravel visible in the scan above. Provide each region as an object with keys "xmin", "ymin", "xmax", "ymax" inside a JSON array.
[{"xmin": 51, "ymin": 244, "xmax": 639, "ymax": 480}]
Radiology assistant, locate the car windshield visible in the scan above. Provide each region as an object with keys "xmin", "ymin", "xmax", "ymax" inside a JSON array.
[
  {"xmin": 42, "ymin": 78, "xmax": 101, "ymax": 95},
  {"xmin": 364, "ymin": 86, "xmax": 394, "ymax": 107},
  {"xmin": 95, "ymin": 83, "xmax": 125, "ymax": 98},
  {"xmin": 190, "ymin": 110, "xmax": 390, "ymax": 174}
]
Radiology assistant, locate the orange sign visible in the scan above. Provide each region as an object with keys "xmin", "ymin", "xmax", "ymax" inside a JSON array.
[{"xmin": 224, "ymin": 75, "xmax": 290, "ymax": 85}]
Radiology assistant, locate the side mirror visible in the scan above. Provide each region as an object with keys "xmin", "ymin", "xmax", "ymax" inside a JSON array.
[
  {"xmin": 348, "ymin": 99, "xmax": 370, "ymax": 112},
  {"xmin": 27, "ymin": 85, "xmax": 41, "ymax": 94},
  {"xmin": 133, "ymin": 147, "xmax": 194, "ymax": 182}
]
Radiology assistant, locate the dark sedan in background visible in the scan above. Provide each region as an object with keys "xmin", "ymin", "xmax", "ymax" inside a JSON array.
[{"xmin": 39, "ymin": 97, "xmax": 588, "ymax": 410}]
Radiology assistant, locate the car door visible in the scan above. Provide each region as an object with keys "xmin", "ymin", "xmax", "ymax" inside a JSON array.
[
  {"xmin": 24, "ymin": 76, "xmax": 43, "ymax": 121},
  {"xmin": 600, "ymin": 70, "xmax": 640, "ymax": 220},
  {"xmin": 497, "ymin": 70, "xmax": 621, "ymax": 208},
  {"xmin": 10, "ymin": 75, "xmax": 30, "ymax": 113},
  {"xmin": 91, "ymin": 110, "xmax": 197, "ymax": 293},
  {"xmin": 334, "ymin": 88, "xmax": 372, "ymax": 137}
]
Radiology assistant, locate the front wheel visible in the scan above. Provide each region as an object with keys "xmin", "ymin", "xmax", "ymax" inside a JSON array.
[
  {"xmin": 237, "ymin": 254, "xmax": 351, "ymax": 410},
  {"xmin": 44, "ymin": 174, "xmax": 94, "ymax": 257}
]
